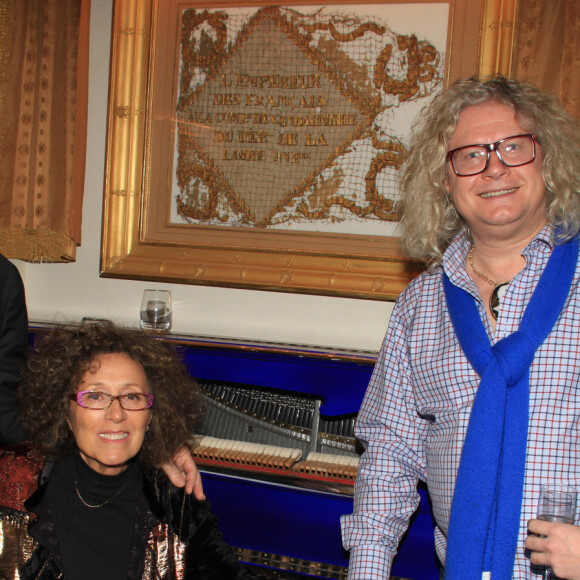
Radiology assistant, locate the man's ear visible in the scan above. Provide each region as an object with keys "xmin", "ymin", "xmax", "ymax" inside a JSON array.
[{"xmin": 443, "ymin": 170, "xmax": 452, "ymax": 198}]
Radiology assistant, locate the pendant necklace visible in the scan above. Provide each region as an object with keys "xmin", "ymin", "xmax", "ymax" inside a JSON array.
[
  {"xmin": 468, "ymin": 245, "xmax": 511, "ymax": 320},
  {"xmin": 73, "ymin": 455, "xmax": 131, "ymax": 508}
]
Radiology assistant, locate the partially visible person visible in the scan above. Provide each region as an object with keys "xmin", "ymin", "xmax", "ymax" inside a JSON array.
[
  {"xmin": 526, "ymin": 519, "xmax": 580, "ymax": 580},
  {"xmin": 341, "ymin": 75, "xmax": 580, "ymax": 579},
  {"xmin": 0, "ymin": 321, "xmax": 262, "ymax": 579},
  {"xmin": 0, "ymin": 253, "xmax": 28, "ymax": 444}
]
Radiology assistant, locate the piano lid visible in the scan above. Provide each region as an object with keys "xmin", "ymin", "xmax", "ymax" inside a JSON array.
[{"xmin": 173, "ymin": 334, "xmax": 376, "ymax": 416}]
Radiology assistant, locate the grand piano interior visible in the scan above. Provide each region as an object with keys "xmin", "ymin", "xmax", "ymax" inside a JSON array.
[{"xmin": 31, "ymin": 326, "xmax": 440, "ymax": 579}]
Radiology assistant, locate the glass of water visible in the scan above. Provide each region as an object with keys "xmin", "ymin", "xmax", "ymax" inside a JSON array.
[
  {"xmin": 537, "ymin": 484, "xmax": 577, "ymax": 579},
  {"xmin": 140, "ymin": 289, "xmax": 172, "ymax": 331}
]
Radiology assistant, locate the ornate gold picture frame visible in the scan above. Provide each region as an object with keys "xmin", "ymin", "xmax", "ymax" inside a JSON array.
[{"xmin": 101, "ymin": 0, "xmax": 517, "ymax": 300}]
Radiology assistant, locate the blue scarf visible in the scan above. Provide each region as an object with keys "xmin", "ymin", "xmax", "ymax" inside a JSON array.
[{"xmin": 443, "ymin": 236, "xmax": 578, "ymax": 580}]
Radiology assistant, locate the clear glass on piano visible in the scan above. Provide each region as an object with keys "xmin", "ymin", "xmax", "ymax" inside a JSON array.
[
  {"xmin": 140, "ymin": 289, "xmax": 172, "ymax": 331},
  {"xmin": 537, "ymin": 484, "xmax": 577, "ymax": 580}
]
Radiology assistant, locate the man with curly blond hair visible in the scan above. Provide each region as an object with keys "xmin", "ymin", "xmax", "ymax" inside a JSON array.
[{"xmin": 341, "ymin": 76, "xmax": 580, "ymax": 580}]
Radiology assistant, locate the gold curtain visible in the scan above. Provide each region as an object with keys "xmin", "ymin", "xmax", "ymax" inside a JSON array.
[
  {"xmin": 513, "ymin": 0, "xmax": 579, "ymax": 120},
  {"xmin": 0, "ymin": 0, "xmax": 89, "ymax": 262}
]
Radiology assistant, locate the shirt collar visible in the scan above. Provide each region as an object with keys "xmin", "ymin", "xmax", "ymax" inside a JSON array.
[{"xmin": 441, "ymin": 223, "xmax": 555, "ymax": 288}]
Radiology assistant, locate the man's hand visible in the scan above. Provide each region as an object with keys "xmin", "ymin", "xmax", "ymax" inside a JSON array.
[
  {"xmin": 161, "ymin": 445, "xmax": 205, "ymax": 499},
  {"xmin": 527, "ymin": 518, "xmax": 580, "ymax": 580}
]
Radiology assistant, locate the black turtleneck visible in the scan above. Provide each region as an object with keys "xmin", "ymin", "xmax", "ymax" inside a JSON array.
[{"xmin": 46, "ymin": 453, "xmax": 143, "ymax": 580}]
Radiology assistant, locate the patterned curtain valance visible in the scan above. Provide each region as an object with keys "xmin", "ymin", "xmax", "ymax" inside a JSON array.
[{"xmin": 0, "ymin": 0, "xmax": 89, "ymax": 262}]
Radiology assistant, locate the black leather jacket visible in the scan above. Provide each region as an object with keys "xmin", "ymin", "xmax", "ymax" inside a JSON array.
[{"xmin": 18, "ymin": 463, "xmax": 261, "ymax": 580}]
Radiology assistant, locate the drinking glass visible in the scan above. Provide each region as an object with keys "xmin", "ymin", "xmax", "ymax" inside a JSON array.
[
  {"xmin": 140, "ymin": 290, "xmax": 172, "ymax": 330},
  {"xmin": 537, "ymin": 484, "xmax": 577, "ymax": 580}
]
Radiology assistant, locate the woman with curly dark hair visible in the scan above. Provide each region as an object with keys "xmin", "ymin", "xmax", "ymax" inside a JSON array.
[{"xmin": 0, "ymin": 321, "xmax": 262, "ymax": 580}]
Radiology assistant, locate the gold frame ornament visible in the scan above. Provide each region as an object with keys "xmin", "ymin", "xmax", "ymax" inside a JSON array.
[{"xmin": 101, "ymin": 0, "xmax": 517, "ymax": 300}]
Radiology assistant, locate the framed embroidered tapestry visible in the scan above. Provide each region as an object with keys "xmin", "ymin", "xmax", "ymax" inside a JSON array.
[{"xmin": 101, "ymin": 0, "xmax": 517, "ymax": 299}]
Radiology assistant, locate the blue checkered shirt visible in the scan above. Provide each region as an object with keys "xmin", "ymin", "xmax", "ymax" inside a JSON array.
[{"xmin": 341, "ymin": 225, "xmax": 580, "ymax": 579}]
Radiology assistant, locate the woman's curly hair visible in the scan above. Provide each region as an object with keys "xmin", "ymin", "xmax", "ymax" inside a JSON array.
[
  {"xmin": 19, "ymin": 321, "xmax": 200, "ymax": 466},
  {"xmin": 400, "ymin": 75, "xmax": 580, "ymax": 265}
]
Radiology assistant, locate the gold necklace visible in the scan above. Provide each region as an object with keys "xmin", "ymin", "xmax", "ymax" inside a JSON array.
[
  {"xmin": 468, "ymin": 245, "xmax": 511, "ymax": 320},
  {"xmin": 73, "ymin": 457, "xmax": 130, "ymax": 509}
]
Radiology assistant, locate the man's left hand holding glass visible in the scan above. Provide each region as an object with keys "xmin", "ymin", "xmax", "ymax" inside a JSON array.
[{"xmin": 527, "ymin": 519, "xmax": 580, "ymax": 580}]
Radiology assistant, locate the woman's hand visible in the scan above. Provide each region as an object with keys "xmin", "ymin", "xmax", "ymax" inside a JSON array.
[
  {"xmin": 161, "ymin": 445, "xmax": 205, "ymax": 500},
  {"xmin": 527, "ymin": 518, "xmax": 580, "ymax": 580}
]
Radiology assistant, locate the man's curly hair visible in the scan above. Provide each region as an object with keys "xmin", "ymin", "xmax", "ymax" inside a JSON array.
[{"xmin": 19, "ymin": 321, "xmax": 200, "ymax": 466}]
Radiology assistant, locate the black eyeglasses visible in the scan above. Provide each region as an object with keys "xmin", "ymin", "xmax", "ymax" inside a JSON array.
[
  {"xmin": 71, "ymin": 391, "xmax": 154, "ymax": 411},
  {"xmin": 447, "ymin": 134, "xmax": 538, "ymax": 176}
]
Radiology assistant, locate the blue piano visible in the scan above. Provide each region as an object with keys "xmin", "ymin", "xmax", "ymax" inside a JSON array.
[{"xmin": 170, "ymin": 333, "xmax": 440, "ymax": 580}]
